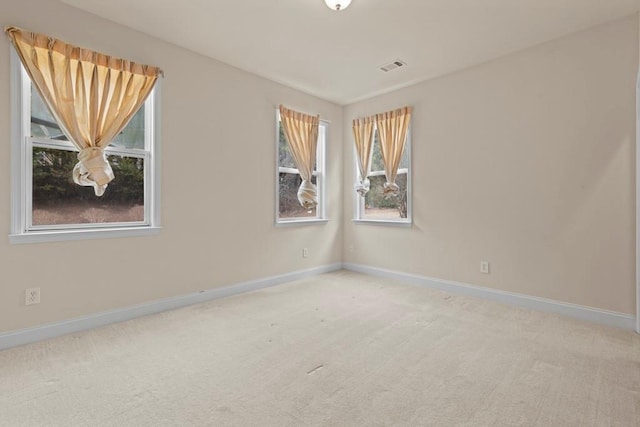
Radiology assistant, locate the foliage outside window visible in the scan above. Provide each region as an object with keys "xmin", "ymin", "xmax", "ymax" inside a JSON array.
[
  {"xmin": 356, "ymin": 128, "xmax": 411, "ymax": 222},
  {"xmin": 10, "ymin": 56, "xmax": 160, "ymax": 243},
  {"xmin": 277, "ymin": 114, "xmax": 326, "ymax": 222}
]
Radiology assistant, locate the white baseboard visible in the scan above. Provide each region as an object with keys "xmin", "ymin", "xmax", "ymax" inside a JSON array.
[
  {"xmin": 3, "ymin": 262, "xmax": 634, "ymax": 351},
  {"xmin": 0, "ymin": 263, "xmax": 343, "ymax": 351},
  {"xmin": 343, "ymin": 263, "xmax": 636, "ymax": 331}
]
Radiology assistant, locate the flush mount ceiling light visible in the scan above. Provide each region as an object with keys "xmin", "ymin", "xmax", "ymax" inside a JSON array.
[{"xmin": 324, "ymin": 0, "xmax": 352, "ymax": 11}]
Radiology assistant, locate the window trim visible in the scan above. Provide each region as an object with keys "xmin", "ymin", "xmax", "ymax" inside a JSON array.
[
  {"xmin": 9, "ymin": 48, "xmax": 162, "ymax": 244},
  {"xmin": 353, "ymin": 125, "xmax": 412, "ymax": 225},
  {"xmin": 275, "ymin": 109, "xmax": 328, "ymax": 225}
]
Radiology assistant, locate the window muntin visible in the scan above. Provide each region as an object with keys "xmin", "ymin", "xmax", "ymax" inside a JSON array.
[
  {"xmin": 276, "ymin": 113, "xmax": 326, "ymax": 222},
  {"xmin": 10, "ymin": 53, "xmax": 160, "ymax": 242},
  {"xmin": 356, "ymin": 127, "xmax": 411, "ymax": 223}
]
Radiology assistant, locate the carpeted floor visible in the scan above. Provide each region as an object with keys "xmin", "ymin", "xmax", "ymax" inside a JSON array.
[{"xmin": 0, "ymin": 270, "xmax": 639, "ymax": 426}]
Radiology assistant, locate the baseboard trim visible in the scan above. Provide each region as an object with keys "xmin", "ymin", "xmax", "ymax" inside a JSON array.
[
  {"xmin": 0, "ymin": 263, "xmax": 342, "ymax": 351},
  {"xmin": 343, "ymin": 263, "xmax": 636, "ymax": 330}
]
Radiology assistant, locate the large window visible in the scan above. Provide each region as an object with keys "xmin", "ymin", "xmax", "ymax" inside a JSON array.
[
  {"xmin": 276, "ymin": 112, "xmax": 327, "ymax": 223},
  {"xmin": 355, "ymin": 127, "xmax": 411, "ymax": 223},
  {"xmin": 10, "ymin": 52, "xmax": 160, "ymax": 243}
]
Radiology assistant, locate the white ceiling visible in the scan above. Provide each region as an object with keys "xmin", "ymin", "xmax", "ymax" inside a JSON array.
[{"xmin": 60, "ymin": 0, "xmax": 640, "ymax": 105}]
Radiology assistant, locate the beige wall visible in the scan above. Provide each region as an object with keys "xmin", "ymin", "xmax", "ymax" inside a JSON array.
[
  {"xmin": 0, "ymin": 0, "xmax": 343, "ymax": 333},
  {"xmin": 344, "ymin": 15, "xmax": 638, "ymax": 315},
  {"xmin": 0, "ymin": 1, "xmax": 636, "ymax": 335}
]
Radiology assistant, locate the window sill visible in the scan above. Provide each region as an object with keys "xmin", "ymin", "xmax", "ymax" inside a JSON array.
[
  {"xmin": 9, "ymin": 226, "xmax": 162, "ymax": 244},
  {"xmin": 275, "ymin": 219, "xmax": 329, "ymax": 227},
  {"xmin": 352, "ymin": 219, "xmax": 412, "ymax": 227}
]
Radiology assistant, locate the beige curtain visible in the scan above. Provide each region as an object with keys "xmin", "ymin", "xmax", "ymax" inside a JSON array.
[
  {"xmin": 352, "ymin": 116, "xmax": 374, "ymax": 197},
  {"xmin": 5, "ymin": 26, "xmax": 162, "ymax": 196},
  {"xmin": 279, "ymin": 105, "xmax": 320, "ymax": 209},
  {"xmin": 375, "ymin": 106, "xmax": 413, "ymax": 195}
]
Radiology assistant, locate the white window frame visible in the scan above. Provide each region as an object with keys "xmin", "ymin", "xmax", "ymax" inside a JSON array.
[
  {"xmin": 9, "ymin": 49, "xmax": 162, "ymax": 244},
  {"xmin": 354, "ymin": 125, "xmax": 412, "ymax": 226},
  {"xmin": 275, "ymin": 109, "xmax": 328, "ymax": 225}
]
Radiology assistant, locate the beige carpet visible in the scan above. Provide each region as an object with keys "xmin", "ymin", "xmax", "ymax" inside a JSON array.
[{"xmin": 0, "ymin": 270, "xmax": 639, "ymax": 426}]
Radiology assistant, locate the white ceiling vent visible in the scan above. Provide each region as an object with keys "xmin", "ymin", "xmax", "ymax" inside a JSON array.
[{"xmin": 379, "ymin": 59, "xmax": 406, "ymax": 73}]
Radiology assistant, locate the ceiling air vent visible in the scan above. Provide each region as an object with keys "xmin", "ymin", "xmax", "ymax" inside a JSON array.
[{"xmin": 379, "ymin": 59, "xmax": 406, "ymax": 73}]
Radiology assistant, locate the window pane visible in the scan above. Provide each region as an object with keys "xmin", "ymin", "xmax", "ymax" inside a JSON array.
[
  {"xmin": 371, "ymin": 132, "xmax": 384, "ymax": 171},
  {"xmin": 32, "ymin": 147, "xmax": 145, "ymax": 226},
  {"xmin": 31, "ymin": 88, "xmax": 65, "ymax": 140},
  {"xmin": 278, "ymin": 122, "xmax": 296, "ymax": 169},
  {"xmin": 30, "ymin": 85, "xmax": 145, "ymax": 150},
  {"xmin": 278, "ymin": 173, "xmax": 317, "ymax": 219},
  {"xmin": 111, "ymin": 107, "xmax": 145, "ymax": 150},
  {"xmin": 399, "ymin": 140, "xmax": 409, "ymax": 169},
  {"xmin": 370, "ymin": 131, "xmax": 409, "ymax": 171},
  {"xmin": 363, "ymin": 173, "xmax": 408, "ymax": 220}
]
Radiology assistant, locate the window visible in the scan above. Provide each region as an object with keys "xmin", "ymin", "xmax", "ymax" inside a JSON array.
[
  {"xmin": 276, "ymin": 111, "xmax": 327, "ymax": 223},
  {"xmin": 10, "ymin": 51, "xmax": 161, "ymax": 243},
  {"xmin": 355, "ymin": 126, "xmax": 411, "ymax": 223}
]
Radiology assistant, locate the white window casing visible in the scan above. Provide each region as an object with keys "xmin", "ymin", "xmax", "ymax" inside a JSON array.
[
  {"xmin": 275, "ymin": 109, "xmax": 328, "ymax": 225},
  {"xmin": 9, "ymin": 49, "xmax": 161, "ymax": 244},
  {"xmin": 354, "ymin": 125, "xmax": 412, "ymax": 225}
]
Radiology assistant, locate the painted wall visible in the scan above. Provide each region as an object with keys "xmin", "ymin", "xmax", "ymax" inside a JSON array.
[
  {"xmin": 0, "ymin": 0, "xmax": 343, "ymax": 333},
  {"xmin": 0, "ymin": 1, "xmax": 636, "ymax": 335},
  {"xmin": 343, "ymin": 15, "xmax": 638, "ymax": 315}
]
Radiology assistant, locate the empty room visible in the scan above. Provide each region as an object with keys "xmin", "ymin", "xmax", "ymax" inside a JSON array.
[{"xmin": 1, "ymin": 0, "xmax": 639, "ymax": 425}]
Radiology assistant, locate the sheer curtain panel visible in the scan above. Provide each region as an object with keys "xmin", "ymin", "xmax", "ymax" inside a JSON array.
[
  {"xmin": 279, "ymin": 105, "xmax": 320, "ymax": 209},
  {"xmin": 375, "ymin": 106, "xmax": 413, "ymax": 195},
  {"xmin": 5, "ymin": 26, "xmax": 162, "ymax": 196}
]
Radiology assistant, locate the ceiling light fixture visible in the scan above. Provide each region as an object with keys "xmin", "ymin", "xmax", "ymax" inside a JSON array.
[{"xmin": 324, "ymin": 0, "xmax": 352, "ymax": 11}]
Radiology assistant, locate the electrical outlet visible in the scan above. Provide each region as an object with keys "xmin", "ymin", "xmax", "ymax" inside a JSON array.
[
  {"xmin": 303, "ymin": 248, "xmax": 309, "ymax": 258},
  {"xmin": 25, "ymin": 288, "xmax": 40, "ymax": 305},
  {"xmin": 480, "ymin": 261, "xmax": 490, "ymax": 274}
]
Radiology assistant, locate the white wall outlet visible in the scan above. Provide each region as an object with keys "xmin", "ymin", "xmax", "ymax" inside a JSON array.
[
  {"xmin": 25, "ymin": 287, "xmax": 40, "ymax": 305},
  {"xmin": 303, "ymin": 248, "xmax": 309, "ymax": 258},
  {"xmin": 480, "ymin": 261, "xmax": 490, "ymax": 274}
]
